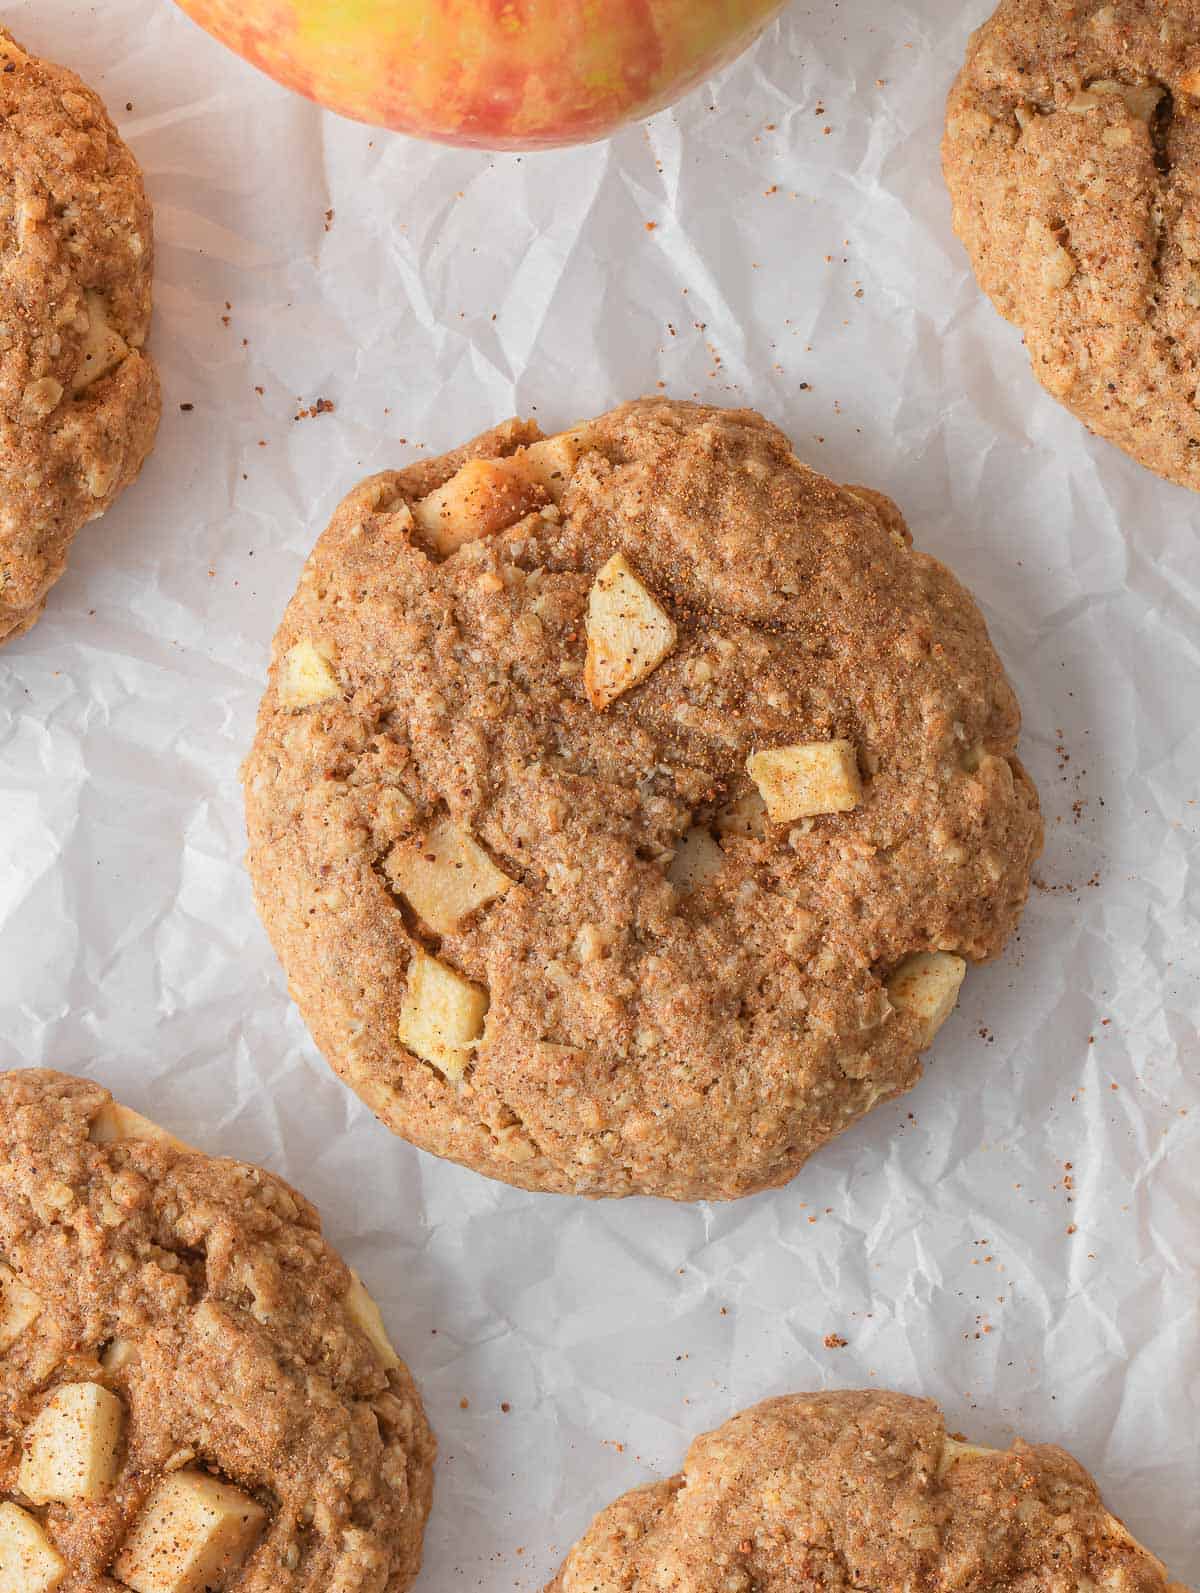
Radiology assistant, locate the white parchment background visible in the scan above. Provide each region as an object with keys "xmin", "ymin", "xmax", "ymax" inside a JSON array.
[{"xmin": 2, "ymin": 0, "xmax": 1198, "ymax": 1583}]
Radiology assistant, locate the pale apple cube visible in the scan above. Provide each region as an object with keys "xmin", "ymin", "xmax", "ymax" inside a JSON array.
[
  {"xmin": 397, "ymin": 948, "xmax": 488, "ymax": 1083},
  {"xmin": 517, "ymin": 426, "xmax": 594, "ymax": 502},
  {"xmin": 0, "ymin": 1501, "xmax": 67, "ymax": 1593},
  {"xmin": 887, "ymin": 951, "xmax": 967, "ymax": 1047},
  {"xmin": 71, "ymin": 291, "xmax": 129, "ymax": 395},
  {"xmin": 386, "ymin": 819, "xmax": 513, "ymax": 935},
  {"xmin": 114, "ymin": 1471, "xmax": 266, "ymax": 1593},
  {"xmin": 411, "ymin": 457, "xmax": 543, "ymax": 555},
  {"xmin": 345, "ymin": 1272, "xmax": 400, "ymax": 1370},
  {"xmin": 278, "ymin": 639, "xmax": 340, "ymax": 709},
  {"xmin": 19, "ymin": 1382, "xmax": 125, "ymax": 1504},
  {"xmin": 90, "ymin": 1102, "xmax": 190, "ymax": 1152},
  {"xmin": 667, "ymin": 828, "xmax": 725, "ymax": 895},
  {"xmin": 584, "ymin": 554, "xmax": 677, "ymax": 710},
  {"xmin": 936, "ymin": 1436, "xmax": 998, "ymax": 1478},
  {"xmin": 746, "ymin": 739, "xmax": 862, "ymax": 823},
  {"xmin": 0, "ymin": 1263, "xmax": 42, "ymax": 1353}
]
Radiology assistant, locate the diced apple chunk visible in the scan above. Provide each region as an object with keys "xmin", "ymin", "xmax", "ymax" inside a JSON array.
[
  {"xmin": 517, "ymin": 426, "xmax": 594, "ymax": 502},
  {"xmin": 71, "ymin": 291, "xmax": 129, "ymax": 395},
  {"xmin": 584, "ymin": 554, "xmax": 677, "ymax": 711},
  {"xmin": 278, "ymin": 639, "xmax": 340, "ymax": 709},
  {"xmin": 90, "ymin": 1103, "xmax": 190, "ymax": 1152},
  {"xmin": 397, "ymin": 948, "xmax": 488, "ymax": 1083},
  {"xmin": 936, "ymin": 1436, "xmax": 998, "ymax": 1478},
  {"xmin": 385, "ymin": 818, "xmax": 513, "ymax": 935},
  {"xmin": 0, "ymin": 1501, "xmax": 67, "ymax": 1593},
  {"xmin": 345, "ymin": 1272, "xmax": 400, "ymax": 1370},
  {"xmin": 667, "ymin": 828, "xmax": 725, "ymax": 894},
  {"xmin": 746, "ymin": 739, "xmax": 862, "ymax": 823},
  {"xmin": 887, "ymin": 951, "xmax": 967, "ymax": 1047},
  {"xmin": 411, "ymin": 457, "xmax": 545, "ymax": 555},
  {"xmin": 114, "ymin": 1471, "xmax": 266, "ymax": 1593},
  {"xmin": 0, "ymin": 1263, "xmax": 42, "ymax": 1353},
  {"xmin": 19, "ymin": 1383, "xmax": 125, "ymax": 1504}
]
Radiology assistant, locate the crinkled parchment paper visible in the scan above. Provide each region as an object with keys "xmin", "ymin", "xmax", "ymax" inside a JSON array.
[{"xmin": 2, "ymin": 0, "xmax": 1198, "ymax": 1583}]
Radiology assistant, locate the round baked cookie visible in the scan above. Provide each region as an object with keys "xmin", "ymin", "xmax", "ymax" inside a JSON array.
[
  {"xmin": 0, "ymin": 1069, "xmax": 434, "ymax": 1592},
  {"xmin": 548, "ymin": 1389, "xmax": 1186, "ymax": 1593},
  {"xmin": 944, "ymin": 1, "xmax": 1200, "ymax": 491},
  {"xmin": 0, "ymin": 29, "xmax": 160, "ymax": 644},
  {"xmin": 243, "ymin": 399, "xmax": 1042, "ymax": 1202}
]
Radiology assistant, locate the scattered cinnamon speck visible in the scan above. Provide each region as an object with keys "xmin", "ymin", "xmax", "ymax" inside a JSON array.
[
  {"xmin": 824, "ymin": 1333, "xmax": 848, "ymax": 1349},
  {"xmin": 294, "ymin": 397, "xmax": 336, "ymax": 421}
]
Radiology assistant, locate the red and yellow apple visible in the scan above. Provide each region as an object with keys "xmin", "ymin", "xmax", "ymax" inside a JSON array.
[{"xmin": 172, "ymin": 0, "xmax": 789, "ymax": 150}]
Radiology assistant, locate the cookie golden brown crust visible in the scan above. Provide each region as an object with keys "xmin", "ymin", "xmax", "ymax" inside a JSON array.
[
  {"xmin": 243, "ymin": 399, "xmax": 1042, "ymax": 1202},
  {"xmin": 0, "ymin": 1069, "xmax": 434, "ymax": 1592},
  {"xmin": 943, "ymin": 0, "xmax": 1200, "ymax": 491},
  {"xmin": 547, "ymin": 1390, "xmax": 1185, "ymax": 1593},
  {"xmin": 0, "ymin": 30, "xmax": 161, "ymax": 644}
]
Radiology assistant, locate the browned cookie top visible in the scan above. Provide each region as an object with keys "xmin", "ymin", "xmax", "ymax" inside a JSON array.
[
  {"xmin": 0, "ymin": 30, "xmax": 160, "ymax": 644},
  {"xmin": 548, "ymin": 1389, "xmax": 1185, "ymax": 1593},
  {"xmin": 243, "ymin": 398, "xmax": 1042, "ymax": 1202},
  {"xmin": 943, "ymin": 0, "xmax": 1200, "ymax": 491},
  {"xmin": 0, "ymin": 1069, "xmax": 434, "ymax": 1592}
]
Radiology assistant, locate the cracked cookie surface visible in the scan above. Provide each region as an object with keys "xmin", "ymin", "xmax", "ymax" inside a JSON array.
[
  {"xmin": 944, "ymin": 0, "xmax": 1200, "ymax": 491},
  {"xmin": 0, "ymin": 29, "xmax": 160, "ymax": 644},
  {"xmin": 0, "ymin": 1069, "xmax": 434, "ymax": 1592},
  {"xmin": 243, "ymin": 398, "xmax": 1042, "ymax": 1202},
  {"xmin": 547, "ymin": 1389, "xmax": 1186, "ymax": 1593}
]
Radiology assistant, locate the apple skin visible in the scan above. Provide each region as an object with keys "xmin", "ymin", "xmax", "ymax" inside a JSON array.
[{"xmin": 171, "ymin": 0, "xmax": 789, "ymax": 150}]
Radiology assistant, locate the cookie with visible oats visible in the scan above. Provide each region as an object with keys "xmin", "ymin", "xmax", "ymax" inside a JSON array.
[
  {"xmin": 0, "ymin": 1069, "xmax": 434, "ymax": 1592},
  {"xmin": 547, "ymin": 1390, "xmax": 1186, "ymax": 1593},
  {"xmin": 0, "ymin": 29, "xmax": 160, "ymax": 644},
  {"xmin": 944, "ymin": 0, "xmax": 1200, "ymax": 491},
  {"xmin": 242, "ymin": 398, "xmax": 1042, "ymax": 1202}
]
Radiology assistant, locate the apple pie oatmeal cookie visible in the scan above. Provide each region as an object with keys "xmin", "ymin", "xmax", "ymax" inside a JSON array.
[
  {"xmin": 944, "ymin": 1, "xmax": 1200, "ymax": 491},
  {"xmin": 547, "ymin": 1390, "xmax": 1187, "ymax": 1593},
  {"xmin": 242, "ymin": 398, "xmax": 1042, "ymax": 1201},
  {"xmin": 0, "ymin": 1069, "xmax": 434, "ymax": 1592},
  {"xmin": 0, "ymin": 30, "xmax": 160, "ymax": 644}
]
